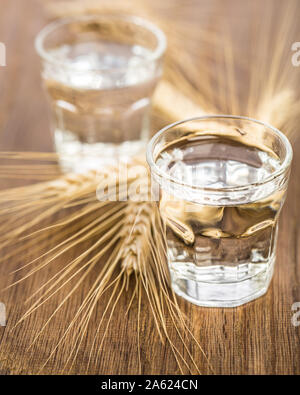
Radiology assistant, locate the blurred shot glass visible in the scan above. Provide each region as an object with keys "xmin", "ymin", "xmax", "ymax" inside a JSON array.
[{"xmin": 35, "ymin": 15, "xmax": 166, "ymax": 172}]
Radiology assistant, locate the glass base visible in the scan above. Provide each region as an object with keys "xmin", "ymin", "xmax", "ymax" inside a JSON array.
[
  {"xmin": 55, "ymin": 129, "xmax": 146, "ymax": 173},
  {"xmin": 170, "ymin": 256, "xmax": 275, "ymax": 308}
]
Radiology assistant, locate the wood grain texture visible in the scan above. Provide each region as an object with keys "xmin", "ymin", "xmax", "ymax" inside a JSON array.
[{"xmin": 0, "ymin": 0, "xmax": 299, "ymax": 375}]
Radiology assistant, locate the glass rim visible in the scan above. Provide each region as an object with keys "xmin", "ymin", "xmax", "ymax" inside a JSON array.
[
  {"xmin": 146, "ymin": 115, "xmax": 293, "ymax": 193},
  {"xmin": 35, "ymin": 14, "xmax": 167, "ymax": 72}
]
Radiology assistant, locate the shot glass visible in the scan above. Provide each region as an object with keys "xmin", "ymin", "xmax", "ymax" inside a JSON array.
[
  {"xmin": 35, "ymin": 15, "xmax": 166, "ymax": 172},
  {"xmin": 147, "ymin": 115, "xmax": 292, "ymax": 307}
]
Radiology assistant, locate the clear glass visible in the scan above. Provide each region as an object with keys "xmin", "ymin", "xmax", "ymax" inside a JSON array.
[
  {"xmin": 35, "ymin": 15, "xmax": 166, "ymax": 172},
  {"xmin": 147, "ymin": 115, "xmax": 293, "ymax": 308}
]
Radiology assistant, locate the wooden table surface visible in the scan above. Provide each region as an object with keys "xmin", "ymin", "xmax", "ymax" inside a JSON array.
[{"xmin": 0, "ymin": 0, "xmax": 299, "ymax": 375}]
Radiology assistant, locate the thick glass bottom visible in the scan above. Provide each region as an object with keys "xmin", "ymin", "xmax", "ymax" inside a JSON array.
[
  {"xmin": 55, "ymin": 129, "xmax": 146, "ymax": 172},
  {"xmin": 170, "ymin": 256, "xmax": 275, "ymax": 308}
]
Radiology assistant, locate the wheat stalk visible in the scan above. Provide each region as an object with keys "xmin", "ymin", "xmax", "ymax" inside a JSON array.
[
  {"xmin": 3, "ymin": 169, "xmax": 212, "ymax": 373},
  {"xmin": 1, "ymin": 154, "xmax": 213, "ymax": 373}
]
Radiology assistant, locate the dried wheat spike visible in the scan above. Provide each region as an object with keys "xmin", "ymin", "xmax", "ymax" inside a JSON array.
[{"xmin": 120, "ymin": 202, "xmax": 154, "ymax": 276}]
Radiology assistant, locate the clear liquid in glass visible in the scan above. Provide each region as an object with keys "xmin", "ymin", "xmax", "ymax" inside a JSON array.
[
  {"xmin": 156, "ymin": 137, "xmax": 287, "ymax": 307},
  {"xmin": 43, "ymin": 41, "xmax": 160, "ymax": 171}
]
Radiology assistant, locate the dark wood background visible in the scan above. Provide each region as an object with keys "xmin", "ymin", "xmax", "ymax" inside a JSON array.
[{"xmin": 0, "ymin": 0, "xmax": 299, "ymax": 375}]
